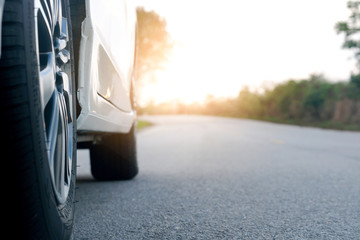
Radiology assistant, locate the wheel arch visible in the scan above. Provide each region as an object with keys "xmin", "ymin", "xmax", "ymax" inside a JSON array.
[{"xmin": 69, "ymin": 0, "xmax": 86, "ymax": 117}]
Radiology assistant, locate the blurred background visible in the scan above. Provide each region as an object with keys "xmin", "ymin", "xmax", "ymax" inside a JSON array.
[{"xmin": 133, "ymin": 0, "xmax": 360, "ymax": 131}]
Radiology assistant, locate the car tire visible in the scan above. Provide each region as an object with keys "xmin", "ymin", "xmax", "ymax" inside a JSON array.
[
  {"xmin": 90, "ymin": 124, "xmax": 139, "ymax": 181},
  {"xmin": 0, "ymin": 0, "xmax": 77, "ymax": 239}
]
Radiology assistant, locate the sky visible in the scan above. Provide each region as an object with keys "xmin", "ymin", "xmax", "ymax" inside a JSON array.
[{"xmin": 134, "ymin": 0, "xmax": 357, "ymax": 105}]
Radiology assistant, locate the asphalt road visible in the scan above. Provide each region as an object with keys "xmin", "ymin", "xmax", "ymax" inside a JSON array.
[{"xmin": 73, "ymin": 115, "xmax": 360, "ymax": 240}]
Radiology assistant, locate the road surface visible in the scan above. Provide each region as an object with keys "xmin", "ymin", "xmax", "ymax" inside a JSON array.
[{"xmin": 74, "ymin": 115, "xmax": 360, "ymax": 239}]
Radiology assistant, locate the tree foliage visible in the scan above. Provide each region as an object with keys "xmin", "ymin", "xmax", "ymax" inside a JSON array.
[
  {"xmin": 335, "ymin": 1, "xmax": 360, "ymax": 70},
  {"xmin": 139, "ymin": 75, "xmax": 360, "ymax": 130},
  {"xmin": 135, "ymin": 7, "xmax": 173, "ymax": 81}
]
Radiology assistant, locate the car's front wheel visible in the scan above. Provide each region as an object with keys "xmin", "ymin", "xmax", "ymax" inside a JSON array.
[{"xmin": 0, "ymin": 0, "xmax": 77, "ymax": 239}]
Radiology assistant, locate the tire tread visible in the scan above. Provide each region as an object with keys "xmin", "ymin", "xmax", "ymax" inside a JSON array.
[
  {"xmin": 90, "ymin": 126, "xmax": 138, "ymax": 181},
  {"xmin": 1, "ymin": 1, "xmax": 76, "ymax": 239}
]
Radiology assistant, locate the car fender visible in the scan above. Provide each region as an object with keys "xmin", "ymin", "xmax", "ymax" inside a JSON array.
[{"xmin": 76, "ymin": 0, "xmax": 136, "ymax": 134}]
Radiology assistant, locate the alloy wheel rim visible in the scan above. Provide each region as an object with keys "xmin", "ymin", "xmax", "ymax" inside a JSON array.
[{"xmin": 35, "ymin": 0, "xmax": 73, "ymax": 204}]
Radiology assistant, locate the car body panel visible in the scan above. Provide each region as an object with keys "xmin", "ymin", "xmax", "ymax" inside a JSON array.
[{"xmin": 76, "ymin": 0, "xmax": 137, "ymax": 134}]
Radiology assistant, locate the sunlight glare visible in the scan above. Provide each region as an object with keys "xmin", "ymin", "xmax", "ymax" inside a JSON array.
[{"xmin": 136, "ymin": 0, "xmax": 356, "ymax": 106}]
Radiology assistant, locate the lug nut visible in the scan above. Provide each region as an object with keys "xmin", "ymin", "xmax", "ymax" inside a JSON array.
[{"xmin": 56, "ymin": 49, "xmax": 70, "ymax": 66}]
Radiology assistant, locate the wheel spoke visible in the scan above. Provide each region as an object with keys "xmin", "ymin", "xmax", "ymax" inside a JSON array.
[
  {"xmin": 51, "ymin": 93, "xmax": 69, "ymax": 201},
  {"xmin": 36, "ymin": 1, "xmax": 53, "ymax": 44},
  {"xmin": 39, "ymin": 53, "xmax": 56, "ymax": 111},
  {"xmin": 47, "ymin": 94, "xmax": 60, "ymax": 175},
  {"xmin": 67, "ymin": 122, "xmax": 73, "ymax": 181},
  {"xmin": 43, "ymin": 0, "xmax": 52, "ymax": 21},
  {"xmin": 59, "ymin": 94, "xmax": 70, "ymax": 186},
  {"xmin": 36, "ymin": 0, "xmax": 73, "ymax": 204},
  {"xmin": 54, "ymin": 0, "xmax": 61, "ymax": 32},
  {"xmin": 55, "ymin": 94, "xmax": 66, "ymax": 199}
]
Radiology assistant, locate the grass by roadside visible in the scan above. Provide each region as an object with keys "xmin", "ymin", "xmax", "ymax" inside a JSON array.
[
  {"xmin": 137, "ymin": 120, "xmax": 152, "ymax": 131},
  {"xmin": 218, "ymin": 114, "xmax": 360, "ymax": 131},
  {"xmin": 255, "ymin": 116, "xmax": 360, "ymax": 131}
]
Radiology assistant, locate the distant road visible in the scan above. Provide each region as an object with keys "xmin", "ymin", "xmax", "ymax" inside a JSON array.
[{"xmin": 74, "ymin": 115, "xmax": 360, "ymax": 239}]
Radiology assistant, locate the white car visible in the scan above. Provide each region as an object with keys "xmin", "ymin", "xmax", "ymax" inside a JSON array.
[{"xmin": 0, "ymin": 0, "xmax": 138, "ymax": 239}]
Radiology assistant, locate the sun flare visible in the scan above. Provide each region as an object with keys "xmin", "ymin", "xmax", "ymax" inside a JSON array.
[{"xmin": 136, "ymin": 0, "xmax": 355, "ymax": 106}]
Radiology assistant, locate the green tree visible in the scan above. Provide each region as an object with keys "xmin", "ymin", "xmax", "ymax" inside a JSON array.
[
  {"xmin": 335, "ymin": 1, "xmax": 360, "ymax": 70},
  {"xmin": 236, "ymin": 87, "xmax": 262, "ymax": 118},
  {"xmin": 135, "ymin": 7, "xmax": 173, "ymax": 82},
  {"xmin": 302, "ymin": 74, "xmax": 332, "ymax": 120}
]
